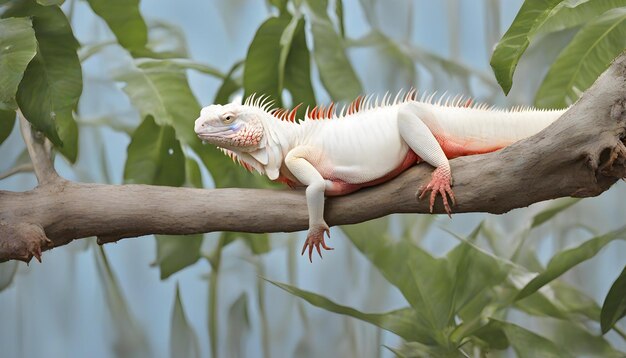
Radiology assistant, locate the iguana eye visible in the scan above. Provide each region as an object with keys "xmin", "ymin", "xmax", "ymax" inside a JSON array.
[{"xmin": 223, "ymin": 114, "xmax": 234, "ymax": 124}]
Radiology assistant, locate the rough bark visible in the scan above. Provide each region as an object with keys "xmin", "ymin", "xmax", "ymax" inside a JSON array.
[{"xmin": 1, "ymin": 54, "xmax": 626, "ymax": 263}]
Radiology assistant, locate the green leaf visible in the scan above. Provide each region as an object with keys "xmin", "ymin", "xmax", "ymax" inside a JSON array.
[
  {"xmin": 601, "ymin": 265, "xmax": 626, "ymax": 334},
  {"xmin": 516, "ymin": 226, "xmax": 626, "ymax": 300},
  {"xmin": 267, "ymin": 279, "xmax": 435, "ymax": 344},
  {"xmin": 221, "ymin": 232, "xmax": 271, "ymax": 255},
  {"xmin": 4, "ymin": 1, "xmax": 82, "ymax": 162},
  {"xmin": 124, "ymin": 115, "xmax": 185, "ymax": 186},
  {"xmin": 306, "ymin": 0, "xmax": 362, "ymax": 101},
  {"xmin": 214, "ymin": 61, "xmax": 243, "ymax": 104},
  {"xmin": 535, "ymin": 7, "xmax": 626, "ymax": 108},
  {"xmin": 154, "ymin": 234, "xmax": 203, "ymax": 280},
  {"xmin": 495, "ymin": 320, "xmax": 573, "ymax": 358},
  {"xmin": 531, "ymin": 198, "xmax": 581, "ymax": 228},
  {"xmin": 0, "ymin": 109, "xmax": 16, "ymax": 146},
  {"xmin": 243, "ymin": 17, "xmax": 290, "ymax": 106},
  {"xmin": 85, "ymin": 0, "xmax": 148, "ymax": 53},
  {"xmin": 283, "ymin": 18, "xmax": 316, "ymax": 115},
  {"xmin": 227, "ymin": 293, "xmax": 250, "ymax": 358},
  {"xmin": 335, "ymin": 0, "xmax": 345, "ymax": 37},
  {"xmin": 185, "ymin": 157, "xmax": 203, "ymax": 188},
  {"xmin": 490, "ymin": 0, "xmax": 566, "ymax": 94},
  {"xmin": 0, "ymin": 17, "xmax": 37, "ymax": 110},
  {"xmin": 536, "ymin": 0, "xmax": 626, "ymax": 35},
  {"xmin": 544, "ymin": 318, "xmax": 625, "ymax": 357},
  {"xmin": 342, "ymin": 219, "xmax": 454, "ymax": 343},
  {"xmin": 170, "ymin": 285, "xmax": 201, "ymax": 358},
  {"xmin": 0, "ymin": 261, "xmax": 18, "ymax": 292}
]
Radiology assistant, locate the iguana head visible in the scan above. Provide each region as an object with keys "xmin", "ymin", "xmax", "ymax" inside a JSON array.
[{"xmin": 194, "ymin": 102, "xmax": 266, "ymax": 152}]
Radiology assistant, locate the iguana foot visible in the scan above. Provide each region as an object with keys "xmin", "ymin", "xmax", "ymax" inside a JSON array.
[
  {"xmin": 418, "ymin": 167, "xmax": 456, "ymax": 216},
  {"xmin": 301, "ymin": 223, "xmax": 333, "ymax": 262}
]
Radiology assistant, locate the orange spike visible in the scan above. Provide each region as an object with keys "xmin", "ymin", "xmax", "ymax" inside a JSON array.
[
  {"xmin": 326, "ymin": 102, "xmax": 335, "ymax": 118},
  {"xmin": 288, "ymin": 103, "xmax": 302, "ymax": 122},
  {"xmin": 318, "ymin": 105, "xmax": 326, "ymax": 119},
  {"xmin": 310, "ymin": 106, "xmax": 318, "ymax": 120},
  {"xmin": 463, "ymin": 98, "xmax": 473, "ymax": 107}
]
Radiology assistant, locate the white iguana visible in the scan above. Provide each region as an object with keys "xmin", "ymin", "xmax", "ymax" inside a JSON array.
[{"xmin": 194, "ymin": 90, "xmax": 566, "ymax": 261}]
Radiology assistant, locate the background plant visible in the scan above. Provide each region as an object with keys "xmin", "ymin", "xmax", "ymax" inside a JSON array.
[{"xmin": 0, "ymin": 0, "xmax": 625, "ymax": 357}]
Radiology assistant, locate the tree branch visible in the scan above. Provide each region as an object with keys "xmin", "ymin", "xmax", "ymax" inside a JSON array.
[
  {"xmin": 1, "ymin": 54, "xmax": 626, "ymax": 263},
  {"xmin": 18, "ymin": 110, "xmax": 60, "ymax": 185}
]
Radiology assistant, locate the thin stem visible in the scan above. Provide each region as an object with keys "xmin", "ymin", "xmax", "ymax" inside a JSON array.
[
  {"xmin": 0, "ymin": 164, "xmax": 33, "ymax": 180},
  {"xmin": 613, "ymin": 325, "xmax": 626, "ymax": 341},
  {"xmin": 17, "ymin": 110, "xmax": 60, "ymax": 185}
]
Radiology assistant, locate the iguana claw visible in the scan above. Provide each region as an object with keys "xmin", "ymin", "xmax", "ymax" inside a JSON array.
[
  {"xmin": 301, "ymin": 224, "xmax": 333, "ymax": 262},
  {"xmin": 418, "ymin": 167, "xmax": 456, "ymax": 217}
]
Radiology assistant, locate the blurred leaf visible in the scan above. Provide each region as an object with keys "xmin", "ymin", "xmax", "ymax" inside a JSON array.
[
  {"xmin": 267, "ymin": 279, "xmax": 435, "ymax": 344},
  {"xmin": 185, "ymin": 157, "xmax": 203, "ymax": 188},
  {"xmin": 495, "ymin": 319, "xmax": 573, "ymax": 358},
  {"xmin": 0, "ymin": 261, "xmax": 18, "ymax": 292},
  {"xmin": 306, "ymin": 0, "xmax": 362, "ymax": 101},
  {"xmin": 342, "ymin": 219, "xmax": 454, "ymax": 344},
  {"xmin": 154, "ymin": 234, "xmax": 203, "ymax": 280},
  {"xmin": 335, "ymin": 0, "xmax": 345, "ymax": 37},
  {"xmin": 535, "ymin": 7, "xmax": 626, "ymax": 108},
  {"xmin": 552, "ymin": 281, "xmax": 602, "ymax": 321},
  {"xmin": 85, "ymin": 0, "xmax": 148, "ymax": 53},
  {"xmin": 283, "ymin": 18, "xmax": 316, "ymax": 114},
  {"xmin": 159, "ymin": 58, "xmax": 225, "ymax": 79},
  {"xmin": 531, "ymin": 198, "xmax": 581, "ymax": 228},
  {"xmin": 516, "ymin": 226, "xmax": 626, "ymax": 300},
  {"xmin": 0, "ymin": 110, "xmax": 16, "ymax": 146},
  {"xmin": 4, "ymin": 1, "xmax": 82, "ymax": 162},
  {"xmin": 0, "ymin": 17, "xmax": 37, "ymax": 110},
  {"xmin": 347, "ymin": 31, "xmax": 416, "ymax": 90},
  {"xmin": 94, "ymin": 246, "xmax": 150, "ymax": 357},
  {"xmin": 170, "ymin": 285, "xmax": 201, "ymax": 358},
  {"xmin": 147, "ymin": 20, "xmax": 189, "ymax": 57},
  {"xmin": 227, "ymin": 293, "xmax": 250, "ymax": 358},
  {"xmin": 490, "ymin": 0, "xmax": 565, "ymax": 94},
  {"xmin": 243, "ymin": 17, "xmax": 290, "ymax": 106},
  {"xmin": 385, "ymin": 341, "xmax": 459, "ymax": 358},
  {"xmin": 544, "ymin": 318, "xmax": 625, "ymax": 357},
  {"xmin": 222, "ymin": 232, "xmax": 271, "ymax": 255},
  {"xmin": 471, "ymin": 321, "xmax": 510, "ymax": 350},
  {"xmin": 36, "ymin": 0, "xmax": 64, "ymax": 5},
  {"xmin": 214, "ymin": 61, "xmax": 243, "ymax": 104},
  {"xmin": 269, "ymin": 0, "xmax": 287, "ymax": 13},
  {"xmin": 124, "ymin": 116, "xmax": 185, "ymax": 186},
  {"xmin": 601, "ymin": 264, "xmax": 626, "ymax": 334},
  {"xmin": 536, "ymin": 0, "xmax": 626, "ymax": 35}
]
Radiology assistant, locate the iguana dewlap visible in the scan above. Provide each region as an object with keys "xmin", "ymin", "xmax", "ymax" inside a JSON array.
[{"xmin": 194, "ymin": 91, "xmax": 566, "ymax": 261}]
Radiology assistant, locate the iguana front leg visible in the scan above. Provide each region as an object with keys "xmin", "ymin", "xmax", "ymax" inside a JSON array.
[
  {"xmin": 285, "ymin": 146, "xmax": 334, "ymax": 262},
  {"xmin": 398, "ymin": 103, "xmax": 456, "ymax": 214}
]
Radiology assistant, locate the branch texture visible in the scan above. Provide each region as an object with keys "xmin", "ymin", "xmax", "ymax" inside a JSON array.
[{"xmin": 2, "ymin": 54, "xmax": 626, "ymax": 262}]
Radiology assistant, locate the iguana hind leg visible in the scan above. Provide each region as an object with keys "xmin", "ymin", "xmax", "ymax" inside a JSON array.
[{"xmin": 397, "ymin": 102, "xmax": 456, "ymax": 215}]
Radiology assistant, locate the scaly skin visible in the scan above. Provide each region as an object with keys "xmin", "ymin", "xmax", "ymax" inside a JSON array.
[{"xmin": 194, "ymin": 91, "xmax": 567, "ymax": 262}]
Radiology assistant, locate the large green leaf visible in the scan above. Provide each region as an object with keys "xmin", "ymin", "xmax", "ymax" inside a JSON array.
[
  {"xmin": 516, "ymin": 226, "xmax": 626, "ymax": 300},
  {"xmin": 495, "ymin": 320, "xmax": 573, "ymax": 358},
  {"xmin": 535, "ymin": 7, "xmax": 626, "ymax": 108},
  {"xmin": 170, "ymin": 285, "xmax": 201, "ymax": 358},
  {"xmin": 601, "ymin": 265, "xmax": 626, "ymax": 334},
  {"xmin": 85, "ymin": 0, "xmax": 148, "ymax": 53},
  {"xmin": 243, "ymin": 17, "xmax": 289, "ymax": 106},
  {"xmin": 306, "ymin": 0, "xmax": 362, "ymax": 101},
  {"xmin": 4, "ymin": 1, "xmax": 82, "ymax": 162},
  {"xmin": 124, "ymin": 115, "xmax": 185, "ymax": 186},
  {"xmin": 536, "ymin": 0, "xmax": 626, "ymax": 35},
  {"xmin": 267, "ymin": 279, "xmax": 435, "ymax": 344},
  {"xmin": 543, "ymin": 318, "xmax": 625, "ymax": 357},
  {"xmin": 0, "ymin": 109, "xmax": 16, "ymax": 146},
  {"xmin": 283, "ymin": 18, "xmax": 316, "ymax": 116},
  {"xmin": 0, "ymin": 17, "xmax": 37, "ymax": 110},
  {"xmin": 227, "ymin": 293, "xmax": 250, "ymax": 358},
  {"xmin": 342, "ymin": 219, "xmax": 455, "ymax": 343},
  {"xmin": 490, "ymin": 0, "xmax": 566, "ymax": 94},
  {"xmin": 153, "ymin": 234, "xmax": 203, "ymax": 280}
]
